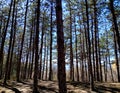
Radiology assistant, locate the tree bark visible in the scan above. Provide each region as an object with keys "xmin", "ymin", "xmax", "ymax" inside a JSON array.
[
  {"xmin": 91, "ymin": 16, "xmax": 96, "ymax": 81},
  {"xmin": 110, "ymin": 0, "xmax": 120, "ymax": 82},
  {"xmin": 33, "ymin": 0, "xmax": 40, "ymax": 92},
  {"xmin": 113, "ymin": 29, "xmax": 120, "ymax": 82},
  {"xmin": 74, "ymin": 16, "xmax": 79, "ymax": 81},
  {"xmin": 0, "ymin": 0, "xmax": 13, "ymax": 79},
  {"xmin": 93, "ymin": 0, "xmax": 100, "ymax": 81},
  {"xmin": 45, "ymin": 45, "xmax": 49, "ymax": 80},
  {"xmin": 4, "ymin": 0, "xmax": 16, "ymax": 84},
  {"xmin": 42, "ymin": 35, "xmax": 46, "ymax": 80},
  {"xmin": 49, "ymin": 0, "xmax": 53, "ymax": 81},
  {"xmin": 39, "ymin": 13, "xmax": 45, "ymax": 80},
  {"xmin": 110, "ymin": 0, "xmax": 120, "ymax": 53},
  {"xmin": 17, "ymin": 0, "xmax": 29, "ymax": 81},
  {"xmin": 56, "ymin": 0, "xmax": 67, "ymax": 92},
  {"xmin": 8, "ymin": 7, "xmax": 17, "ymax": 80},
  {"xmin": 68, "ymin": 1, "xmax": 74, "ymax": 81},
  {"xmin": 85, "ymin": 0, "xmax": 94, "ymax": 90}
]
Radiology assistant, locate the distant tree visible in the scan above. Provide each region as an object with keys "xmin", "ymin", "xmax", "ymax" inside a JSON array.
[
  {"xmin": 42, "ymin": 35, "xmax": 46, "ymax": 80},
  {"xmin": 8, "ymin": 3, "xmax": 18, "ymax": 80},
  {"xmin": 106, "ymin": 30, "xmax": 114, "ymax": 82},
  {"xmin": 74, "ymin": 15, "xmax": 79, "ymax": 81},
  {"xmin": 68, "ymin": 0, "xmax": 74, "ymax": 81},
  {"xmin": 38, "ymin": 12, "xmax": 45, "ymax": 80},
  {"xmin": 93, "ymin": 0, "xmax": 100, "ymax": 82},
  {"xmin": 27, "ymin": 24, "xmax": 33, "ymax": 79},
  {"xmin": 45, "ymin": 45, "xmax": 49, "ymax": 80},
  {"xmin": 30, "ymin": 25, "xmax": 35, "ymax": 79}
]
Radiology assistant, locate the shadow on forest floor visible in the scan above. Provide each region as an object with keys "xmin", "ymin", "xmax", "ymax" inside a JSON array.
[
  {"xmin": 94, "ymin": 84, "xmax": 120, "ymax": 93},
  {"xmin": 0, "ymin": 80, "xmax": 120, "ymax": 93},
  {"xmin": 38, "ymin": 85, "xmax": 58, "ymax": 93},
  {"xmin": 0, "ymin": 84, "xmax": 21, "ymax": 93},
  {"xmin": 69, "ymin": 81, "xmax": 120, "ymax": 93},
  {"xmin": 19, "ymin": 80, "xmax": 58, "ymax": 93},
  {"xmin": 67, "ymin": 81, "xmax": 90, "ymax": 92}
]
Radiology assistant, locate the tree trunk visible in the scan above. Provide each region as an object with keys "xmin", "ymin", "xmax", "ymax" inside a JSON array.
[
  {"xmin": 85, "ymin": 0, "xmax": 94, "ymax": 90},
  {"xmin": 33, "ymin": 0, "xmax": 40, "ymax": 92},
  {"xmin": 82, "ymin": 7, "xmax": 89, "ymax": 82},
  {"xmin": 27, "ymin": 22, "xmax": 33, "ymax": 79},
  {"xmin": 74, "ymin": 16, "xmax": 79, "ymax": 81},
  {"xmin": 105, "ymin": 55, "xmax": 108, "ymax": 82},
  {"xmin": 91, "ymin": 16, "xmax": 96, "ymax": 81},
  {"xmin": 24, "ymin": 23, "xmax": 33, "ymax": 79},
  {"xmin": 0, "ymin": 0, "xmax": 13, "ymax": 79},
  {"xmin": 93, "ymin": 0, "xmax": 100, "ymax": 82},
  {"xmin": 108, "ymin": 50, "xmax": 114, "ymax": 82},
  {"xmin": 113, "ymin": 28, "xmax": 120, "ymax": 82},
  {"xmin": 49, "ymin": 0, "xmax": 53, "ymax": 81},
  {"xmin": 81, "ymin": 35, "xmax": 85, "ymax": 82},
  {"xmin": 39, "ymin": 13, "xmax": 45, "ymax": 80},
  {"xmin": 56, "ymin": 0, "xmax": 67, "ymax": 92},
  {"xmin": 45, "ymin": 45, "xmax": 49, "ymax": 80},
  {"xmin": 17, "ymin": 0, "xmax": 29, "ymax": 81},
  {"xmin": 4, "ymin": 0, "xmax": 16, "ymax": 84},
  {"xmin": 110, "ymin": 0, "xmax": 120, "ymax": 53},
  {"xmin": 106, "ymin": 31, "xmax": 114, "ymax": 82},
  {"xmin": 68, "ymin": 1, "xmax": 74, "ymax": 81},
  {"xmin": 23, "ymin": 46, "xmax": 29, "ymax": 79},
  {"xmin": 98, "ymin": 33, "xmax": 103, "ymax": 82},
  {"xmin": 8, "ymin": 7, "xmax": 17, "ymax": 80},
  {"xmin": 42, "ymin": 35, "xmax": 46, "ymax": 80},
  {"xmin": 30, "ymin": 36, "xmax": 35, "ymax": 79},
  {"xmin": 110, "ymin": 0, "xmax": 120, "ymax": 82}
]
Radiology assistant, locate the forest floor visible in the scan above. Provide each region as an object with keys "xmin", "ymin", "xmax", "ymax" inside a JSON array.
[{"xmin": 0, "ymin": 79, "xmax": 120, "ymax": 93}]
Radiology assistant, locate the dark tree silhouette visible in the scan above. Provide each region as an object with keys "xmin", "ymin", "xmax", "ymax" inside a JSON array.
[
  {"xmin": 0, "ymin": 0, "xmax": 13, "ymax": 79},
  {"xmin": 56, "ymin": 0, "xmax": 67, "ymax": 92},
  {"xmin": 16, "ymin": 0, "xmax": 29, "ymax": 82},
  {"xmin": 4, "ymin": 0, "xmax": 16, "ymax": 84},
  {"xmin": 49, "ymin": 0, "xmax": 53, "ymax": 81},
  {"xmin": 85, "ymin": 0, "xmax": 94, "ymax": 90},
  {"xmin": 33, "ymin": 0, "xmax": 40, "ymax": 92},
  {"xmin": 109, "ymin": 0, "xmax": 120, "ymax": 82}
]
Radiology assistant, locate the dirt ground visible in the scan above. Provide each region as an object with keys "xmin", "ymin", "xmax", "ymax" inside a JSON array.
[{"xmin": 0, "ymin": 80, "xmax": 120, "ymax": 93}]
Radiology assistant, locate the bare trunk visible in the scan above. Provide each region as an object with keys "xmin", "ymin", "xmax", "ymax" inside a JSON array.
[
  {"xmin": 33, "ymin": 0, "xmax": 40, "ymax": 92},
  {"xmin": 42, "ymin": 36, "xmax": 46, "ymax": 80},
  {"xmin": 113, "ymin": 28, "xmax": 120, "ymax": 82},
  {"xmin": 68, "ymin": 1, "xmax": 74, "ymax": 81},
  {"xmin": 110, "ymin": 0, "xmax": 120, "ymax": 53},
  {"xmin": 45, "ymin": 46, "xmax": 49, "ymax": 80},
  {"xmin": 56, "ymin": 0, "xmax": 67, "ymax": 92},
  {"xmin": 39, "ymin": 13, "xmax": 45, "ymax": 80},
  {"xmin": 8, "ymin": 8, "xmax": 17, "ymax": 80},
  {"xmin": 0, "ymin": 0, "xmax": 13, "ymax": 79},
  {"xmin": 49, "ymin": 0, "xmax": 53, "ymax": 81},
  {"xmin": 91, "ymin": 17, "xmax": 96, "ymax": 81},
  {"xmin": 4, "ymin": 0, "xmax": 16, "ymax": 84},
  {"xmin": 85, "ymin": 0, "xmax": 94, "ymax": 90},
  {"xmin": 17, "ymin": 0, "xmax": 29, "ymax": 81},
  {"xmin": 74, "ymin": 16, "xmax": 79, "ymax": 81},
  {"xmin": 93, "ymin": 0, "xmax": 100, "ymax": 81}
]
